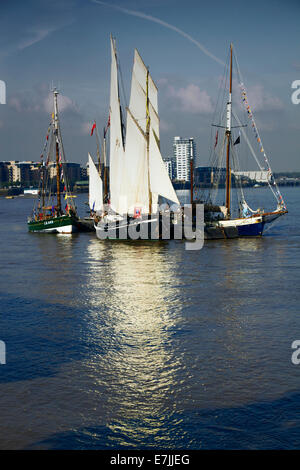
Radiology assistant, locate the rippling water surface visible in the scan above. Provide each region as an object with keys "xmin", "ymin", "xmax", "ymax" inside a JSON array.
[{"xmin": 0, "ymin": 187, "xmax": 299, "ymax": 449}]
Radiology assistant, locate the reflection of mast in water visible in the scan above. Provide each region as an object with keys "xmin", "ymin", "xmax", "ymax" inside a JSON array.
[{"xmin": 84, "ymin": 241, "xmax": 183, "ymax": 446}]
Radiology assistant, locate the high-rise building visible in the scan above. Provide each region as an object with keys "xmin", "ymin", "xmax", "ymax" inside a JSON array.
[
  {"xmin": 173, "ymin": 136, "xmax": 196, "ymax": 182},
  {"xmin": 164, "ymin": 160, "xmax": 172, "ymax": 180},
  {"xmin": 162, "ymin": 156, "xmax": 176, "ymax": 180}
]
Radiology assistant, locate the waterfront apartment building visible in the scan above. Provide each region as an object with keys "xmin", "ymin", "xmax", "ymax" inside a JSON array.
[
  {"xmin": 173, "ymin": 136, "xmax": 196, "ymax": 182},
  {"xmin": 0, "ymin": 161, "xmax": 9, "ymax": 184},
  {"xmin": 232, "ymin": 170, "xmax": 270, "ymax": 183},
  {"xmin": 0, "ymin": 160, "xmax": 82, "ymax": 188},
  {"xmin": 0, "ymin": 161, "xmax": 41, "ymax": 186},
  {"xmin": 48, "ymin": 162, "xmax": 81, "ymax": 186}
]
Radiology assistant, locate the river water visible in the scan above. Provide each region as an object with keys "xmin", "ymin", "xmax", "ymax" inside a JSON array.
[{"xmin": 0, "ymin": 187, "xmax": 299, "ymax": 449}]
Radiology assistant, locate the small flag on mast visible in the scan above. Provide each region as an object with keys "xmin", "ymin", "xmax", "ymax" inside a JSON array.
[
  {"xmin": 233, "ymin": 132, "xmax": 241, "ymax": 146},
  {"xmin": 90, "ymin": 122, "xmax": 96, "ymax": 136},
  {"xmin": 214, "ymin": 130, "xmax": 218, "ymax": 149},
  {"xmin": 104, "ymin": 114, "xmax": 110, "ymax": 138}
]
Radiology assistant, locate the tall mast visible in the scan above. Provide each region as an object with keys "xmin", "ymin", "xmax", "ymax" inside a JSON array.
[
  {"xmin": 94, "ymin": 121, "xmax": 101, "ymax": 174},
  {"xmin": 225, "ymin": 44, "xmax": 233, "ymax": 216},
  {"xmin": 41, "ymin": 164, "xmax": 45, "ymax": 212},
  {"xmin": 146, "ymin": 68, "xmax": 152, "ymax": 214},
  {"xmin": 53, "ymin": 89, "xmax": 61, "ymax": 214}
]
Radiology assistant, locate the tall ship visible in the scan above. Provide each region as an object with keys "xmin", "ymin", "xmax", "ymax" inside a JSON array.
[
  {"xmin": 27, "ymin": 89, "xmax": 79, "ymax": 233},
  {"xmin": 95, "ymin": 36, "xmax": 180, "ymax": 240},
  {"xmin": 194, "ymin": 44, "xmax": 287, "ymax": 239}
]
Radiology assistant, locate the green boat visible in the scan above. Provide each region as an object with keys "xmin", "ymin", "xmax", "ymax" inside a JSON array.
[
  {"xmin": 28, "ymin": 214, "xmax": 78, "ymax": 233},
  {"xmin": 27, "ymin": 88, "xmax": 79, "ymax": 234}
]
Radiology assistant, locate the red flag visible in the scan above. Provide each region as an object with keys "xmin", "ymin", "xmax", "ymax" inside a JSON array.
[
  {"xmin": 104, "ymin": 114, "xmax": 110, "ymax": 137},
  {"xmin": 214, "ymin": 130, "xmax": 218, "ymax": 149},
  {"xmin": 91, "ymin": 122, "xmax": 96, "ymax": 136}
]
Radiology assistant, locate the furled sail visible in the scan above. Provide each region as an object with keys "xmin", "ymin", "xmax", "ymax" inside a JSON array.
[{"xmin": 88, "ymin": 153, "xmax": 103, "ymax": 212}]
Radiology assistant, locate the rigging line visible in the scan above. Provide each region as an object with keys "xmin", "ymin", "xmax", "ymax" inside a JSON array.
[
  {"xmin": 57, "ymin": 121, "xmax": 76, "ymax": 210},
  {"xmin": 233, "ymin": 47, "xmax": 285, "ymax": 207},
  {"xmin": 211, "ymin": 134, "xmax": 226, "ymax": 206},
  {"xmin": 231, "ymin": 110, "xmax": 279, "ymax": 203},
  {"xmin": 230, "ymin": 136, "xmax": 249, "ymax": 211},
  {"xmin": 205, "ymin": 50, "xmax": 230, "ymax": 206},
  {"xmin": 232, "ymin": 110, "xmax": 264, "ymax": 171},
  {"xmin": 209, "ymin": 50, "xmax": 229, "ymax": 161}
]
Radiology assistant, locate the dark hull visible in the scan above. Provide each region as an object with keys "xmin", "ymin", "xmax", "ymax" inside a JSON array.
[{"xmin": 204, "ymin": 210, "xmax": 287, "ymax": 240}]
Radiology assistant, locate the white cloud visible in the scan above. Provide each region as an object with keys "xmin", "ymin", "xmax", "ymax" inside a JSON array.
[
  {"xmin": 167, "ymin": 83, "xmax": 213, "ymax": 114},
  {"xmin": 159, "ymin": 119, "xmax": 173, "ymax": 131},
  {"xmin": 9, "ymin": 95, "xmax": 40, "ymax": 113},
  {"xmin": 8, "ymin": 89, "xmax": 78, "ymax": 116},
  {"xmin": 244, "ymin": 85, "xmax": 284, "ymax": 112},
  {"xmin": 44, "ymin": 92, "xmax": 78, "ymax": 114},
  {"xmin": 81, "ymin": 121, "xmax": 94, "ymax": 135}
]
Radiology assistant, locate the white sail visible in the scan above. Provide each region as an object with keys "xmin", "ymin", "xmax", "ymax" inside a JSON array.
[
  {"xmin": 109, "ymin": 36, "xmax": 126, "ymax": 214},
  {"xmin": 121, "ymin": 48, "xmax": 178, "ymax": 215},
  {"xmin": 120, "ymin": 49, "xmax": 161, "ymax": 215},
  {"xmin": 88, "ymin": 153, "xmax": 103, "ymax": 212},
  {"xmin": 123, "ymin": 111, "xmax": 149, "ymax": 214},
  {"xmin": 149, "ymin": 129, "xmax": 180, "ymax": 206},
  {"xmin": 129, "ymin": 49, "xmax": 160, "ymax": 141},
  {"xmin": 108, "ymin": 42, "xmax": 178, "ymax": 216}
]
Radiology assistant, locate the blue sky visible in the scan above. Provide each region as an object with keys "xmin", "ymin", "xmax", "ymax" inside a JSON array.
[{"xmin": 0, "ymin": 0, "xmax": 299, "ymax": 170}]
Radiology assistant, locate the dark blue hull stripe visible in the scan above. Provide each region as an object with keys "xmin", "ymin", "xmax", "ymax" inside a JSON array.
[{"xmin": 237, "ymin": 221, "xmax": 265, "ymax": 237}]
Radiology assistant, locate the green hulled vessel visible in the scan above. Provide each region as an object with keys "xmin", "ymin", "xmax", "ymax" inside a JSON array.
[
  {"xmin": 28, "ymin": 214, "xmax": 78, "ymax": 233},
  {"xmin": 27, "ymin": 88, "xmax": 79, "ymax": 234}
]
